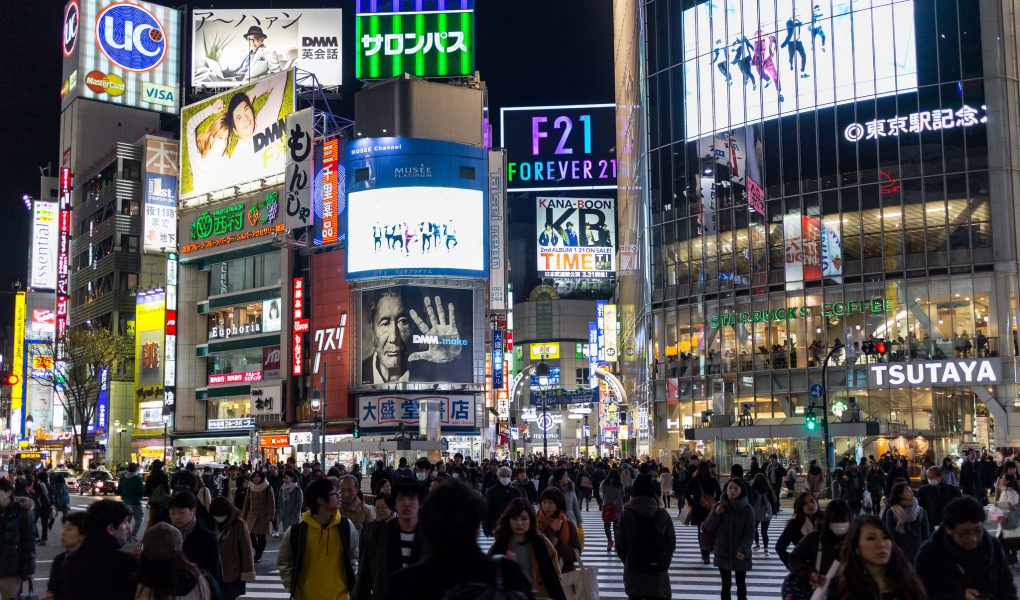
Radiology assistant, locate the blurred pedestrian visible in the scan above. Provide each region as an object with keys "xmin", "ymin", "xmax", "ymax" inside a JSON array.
[
  {"xmin": 209, "ymin": 497, "xmax": 254, "ymax": 600},
  {"xmin": 135, "ymin": 522, "xmax": 217, "ymax": 600}
]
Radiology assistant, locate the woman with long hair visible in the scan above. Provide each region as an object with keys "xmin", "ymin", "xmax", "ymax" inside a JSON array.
[
  {"xmin": 788, "ymin": 499, "xmax": 852, "ymax": 594},
  {"xmin": 537, "ymin": 486, "xmax": 581, "ymax": 574},
  {"xmin": 775, "ymin": 491, "xmax": 820, "ymax": 566},
  {"xmin": 135, "ymin": 522, "xmax": 215, "ymax": 600},
  {"xmin": 703, "ymin": 478, "xmax": 756, "ymax": 600},
  {"xmin": 750, "ymin": 473, "xmax": 776, "ymax": 555},
  {"xmin": 487, "ymin": 498, "xmax": 566, "ymax": 600},
  {"xmin": 825, "ymin": 515, "xmax": 927, "ymax": 600},
  {"xmin": 685, "ymin": 460, "xmax": 723, "ymax": 564},
  {"xmin": 940, "ymin": 456, "xmax": 959, "ymax": 487},
  {"xmin": 881, "ymin": 481, "xmax": 931, "ymax": 562},
  {"xmin": 600, "ymin": 468, "xmax": 625, "ymax": 551}
]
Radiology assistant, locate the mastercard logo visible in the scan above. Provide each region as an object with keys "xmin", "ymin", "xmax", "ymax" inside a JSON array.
[{"xmin": 85, "ymin": 70, "xmax": 126, "ymax": 96}]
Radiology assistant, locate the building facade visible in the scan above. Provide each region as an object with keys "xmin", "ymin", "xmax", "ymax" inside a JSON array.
[{"xmin": 626, "ymin": 0, "xmax": 1020, "ymax": 470}]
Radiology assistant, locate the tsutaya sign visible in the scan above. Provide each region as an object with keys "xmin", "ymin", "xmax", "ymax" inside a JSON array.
[
  {"xmin": 710, "ymin": 298, "xmax": 892, "ymax": 329},
  {"xmin": 868, "ymin": 359, "xmax": 1001, "ymax": 389}
]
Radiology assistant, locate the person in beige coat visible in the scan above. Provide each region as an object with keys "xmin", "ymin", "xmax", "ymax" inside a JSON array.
[
  {"xmin": 210, "ymin": 497, "xmax": 255, "ymax": 600},
  {"xmin": 241, "ymin": 470, "xmax": 275, "ymax": 563}
]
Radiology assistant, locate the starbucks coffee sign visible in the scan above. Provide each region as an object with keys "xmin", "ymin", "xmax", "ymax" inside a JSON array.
[
  {"xmin": 868, "ymin": 359, "xmax": 1001, "ymax": 388},
  {"xmin": 710, "ymin": 298, "xmax": 892, "ymax": 329}
]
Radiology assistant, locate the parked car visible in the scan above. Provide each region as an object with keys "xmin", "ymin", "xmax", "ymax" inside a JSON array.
[{"xmin": 80, "ymin": 470, "xmax": 118, "ymax": 496}]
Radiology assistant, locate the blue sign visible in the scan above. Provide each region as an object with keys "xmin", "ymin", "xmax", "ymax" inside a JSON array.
[
  {"xmin": 588, "ymin": 322, "xmax": 598, "ymax": 389},
  {"xmin": 95, "ymin": 3, "xmax": 168, "ymax": 72},
  {"xmin": 89, "ymin": 366, "xmax": 110, "ymax": 434},
  {"xmin": 531, "ymin": 387, "xmax": 596, "ymax": 406},
  {"xmin": 595, "ymin": 301, "xmax": 607, "ymax": 361},
  {"xmin": 530, "ymin": 367, "xmax": 561, "ymax": 388},
  {"xmin": 492, "ymin": 330, "xmax": 504, "ymax": 389},
  {"xmin": 810, "ymin": 383, "xmax": 825, "ymax": 399}
]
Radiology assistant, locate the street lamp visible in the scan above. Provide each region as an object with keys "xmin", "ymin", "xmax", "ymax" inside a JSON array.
[
  {"xmin": 535, "ymin": 360, "xmax": 551, "ymax": 458},
  {"xmin": 310, "ymin": 390, "xmax": 322, "ymax": 466}
]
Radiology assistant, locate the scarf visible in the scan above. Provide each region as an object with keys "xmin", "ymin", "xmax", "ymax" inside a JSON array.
[
  {"xmin": 536, "ymin": 508, "xmax": 571, "ymax": 547},
  {"xmin": 890, "ymin": 498, "xmax": 921, "ymax": 533},
  {"xmin": 178, "ymin": 514, "xmax": 198, "ymax": 540},
  {"xmin": 250, "ymin": 480, "xmax": 270, "ymax": 494}
]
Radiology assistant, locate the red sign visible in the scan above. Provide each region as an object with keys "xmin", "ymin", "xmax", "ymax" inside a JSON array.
[
  {"xmin": 310, "ymin": 250, "xmax": 351, "ymax": 420},
  {"xmin": 292, "ymin": 277, "xmax": 304, "ymax": 376},
  {"xmin": 294, "ymin": 319, "xmax": 309, "ymax": 333},
  {"xmin": 292, "ymin": 332, "xmax": 303, "ymax": 376},
  {"xmin": 164, "ymin": 309, "xmax": 177, "ymax": 335},
  {"xmin": 321, "ymin": 139, "xmax": 340, "ymax": 244},
  {"xmin": 259, "ymin": 435, "xmax": 289, "ymax": 448},
  {"xmin": 56, "ymin": 168, "xmax": 72, "ymax": 360},
  {"xmin": 208, "ymin": 371, "xmax": 263, "ymax": 385},
  {"xmin": 263, "ymin": 345, "xmax": 281, "ymax": 372}
]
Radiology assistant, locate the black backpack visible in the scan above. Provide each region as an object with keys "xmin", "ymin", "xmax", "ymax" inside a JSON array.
[{"xmin": 626, "ymin": 509, "xmax": 672, "ymax": 573}]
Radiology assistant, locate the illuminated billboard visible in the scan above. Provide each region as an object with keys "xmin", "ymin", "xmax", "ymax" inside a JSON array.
[
  {"xmin": 312, "ymin": 136, "xmax": 346, "ymax": 246},
  {"xmin": 536, "ymin": 197, "xmax": 615, "ymax": 279},
  {"xmin": 358, "ymin": 285, "xmax": 474, "ymax": 385},
  {"xmin": 682, "ymin": 0, "xmax": 917, "ymax": 139},
  {"xmin": 143, "ymin": 138, "xmax": 179, "ymax": 253},
  {"xmin": 355, "ymin": 1, "xmax": 474, "ymax": 79},
  {"xmin": 191, "ymin": 9, "xmax": 342, "ymax": 89},
  {"xmin": 179, "ymin": 69, "xmax": 295, "ymax": 200},
  {"xmin": 30, "ymin": 201, "xmax": 59, "ymax": 291},
  {"xmin": 500, "ymin": 104, "xmax": 618, "ymax": 192},
  {"xmin": 180, "ymin": 191, "xmax": 284, "ymax": 255},
  {"xmin": 310, "ymin": 249, "xmax": 351, "ymax": 420},
  {"xmin": 345, "ymin": 137, "xmax": 488, "ymax": 279},
  {"xmin": 60, "ymin": 0, "xmax": 181, "ymax": 113},
  {"xmin": 135, "ymin": 290, "xmax": 165, "ymax": 399}
]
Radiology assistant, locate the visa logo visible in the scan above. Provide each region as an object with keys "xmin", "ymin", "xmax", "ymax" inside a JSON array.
[{"xmin": 142, "ymin": 82, "xmax": 176, "ymax": 108}]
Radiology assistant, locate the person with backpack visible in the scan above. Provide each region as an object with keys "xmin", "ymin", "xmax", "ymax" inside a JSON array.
[
  {"xmin": 616, "ymin": 473, "xmax": 676, "ymax": 600},
  {"xmin": 703, "ymin": 478, "xmax": 756, "ymax": 600},
  {"xmin": 145, "ymin": 460, "xmax": 170, "ymax": 514},
  {"xmin": 601, "ymin": 468, "xmax": 625, "ymax": 552},
  {"xmin": 685, "ymin": 460, "xmax": 722, "ymax": 564},
  {"xmin": 31, "ymin": 471, "xmax": 53, "ymax": 546},
  {"xmin": 750, "ymin": 473, "xmax": 775, "ymax": 556}
]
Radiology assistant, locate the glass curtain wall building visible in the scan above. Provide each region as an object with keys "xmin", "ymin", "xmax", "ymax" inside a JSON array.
[{"xmin": 636, "ymin": 0, "xmax": 1020, "ymax": 471}]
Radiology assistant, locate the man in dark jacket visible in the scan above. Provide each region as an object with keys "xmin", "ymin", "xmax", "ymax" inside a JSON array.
[
  {"xmin": 352, "ymin": 480, "xmax": 426, "ymax": 599},
  {"xmin": 959, "ymin": 450, "xmax": 984, "ymax": 501},
  {"xmin": 915, "ymin": 496, "xmax": 1016, "ymax": 600},
  {"xmin": 917, "ymin": 466, "xmax": 962, "ymax": 529},
  {"xmin": 0, "ymin": 477, "xmax": 35, "ymax": 598},
  {"xmin": 616, "ymin": 473, "xmax": 676, "ymax": 599},
  {"xmin": 167, "ymin": 491, "xmax": 222, "ymax": 585},
  {"xmin": 58, "ymin": 499, "xmax": 138, "ymax": 600},
  {"xmin": 483, "ymin": 466, "xmax": 521, "ymax": 536},
  {"xmin": 119, "ymin": 462, "xmax": 145, "ymax": 541}
]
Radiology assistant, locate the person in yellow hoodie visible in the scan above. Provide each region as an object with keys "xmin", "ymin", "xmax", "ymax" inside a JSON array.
[{"xmin": 278, "ymin": 477, "xmax": 359, "ymax": 600}]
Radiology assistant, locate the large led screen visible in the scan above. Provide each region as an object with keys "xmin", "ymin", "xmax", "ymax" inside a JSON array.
[
  {"xmin": 179, "ymin": 70, "xmax": 295, "ymax": 199},
  {"xmin": 536, "ymin": 197, "xmax": 615, "ymax": 279},
  {"xmin": 682, "ymin": 0, "xmax": 917, "ymax": 139},
  {"xmin": 359, "ymin": 285, "xmax": 474, "ymax": 385},
  {"xmin": 355, "ymin": 1, "xmax": 474, "ymax": 79},
  {"xmin": 347, "ymin": 187, "xmax": 485, "ymax": 279}
]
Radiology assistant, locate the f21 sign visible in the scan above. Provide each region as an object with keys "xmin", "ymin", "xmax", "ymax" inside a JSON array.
[{"xmin": 500, "ymin": 104, "xmax": 617, "ymax": 192}]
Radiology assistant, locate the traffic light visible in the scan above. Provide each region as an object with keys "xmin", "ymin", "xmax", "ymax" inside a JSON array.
[
  {"xmin": 353, "ymin": 421, "xmax": 361, "ymax": 439},
  {"xmin": 0, "ymin": 372, "xmax": 19, "ymax": 386},
  {"xmin": 804, "ymin": 409, "xmax": 818, "ymax": 431}
]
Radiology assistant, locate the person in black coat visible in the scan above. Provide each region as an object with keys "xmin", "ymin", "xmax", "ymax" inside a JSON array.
[
  {"xmin": 774, "ymin": 491, "xmax": 820, "ymax": 567},
  {"xmin": 916, "ymin": 465, "xmax": 962, "ymax": 529},
  {"xmin": 959, "ymin": 450, "xmax": 984, "ymax": 501},
  {"xmin": 484, "ymin": 467, "xmax": 522, "ymax": 537},
  {"xmin": 915, "ymin": 496, "xmax": 1017, "ymax": 600},
  {"xmin": 167, "ymin": 491, "xmax": 222, "ymax": 586},
  {"xmin": 685, "ymin": 461, "xmax": 722, "ymax": 564},
  {"xmin": 58, "ymin": 500, "xmax": 139, "ymax": 600}
]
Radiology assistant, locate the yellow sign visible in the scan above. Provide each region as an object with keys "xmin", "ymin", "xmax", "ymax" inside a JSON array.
[
  {"xmin": 12, "ymin": 292, "xmax": 24, "ymax": 413},
  {"xmin": 134, "ymin": 292, "xmax": 165, "ymax": 397},
  {"xmin": 139, "ymin": 448, "xmax": 165, "ymax": 458},
  {"xmin": 32, "ymin": 355, "xmax": 53, "ymax": 370},
  {"xmin": 529, "ymin": 342, "xmax": 560, "ymax": 360}
]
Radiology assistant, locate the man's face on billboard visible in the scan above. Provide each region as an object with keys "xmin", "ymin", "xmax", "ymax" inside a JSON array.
[
  {"xmin": 247, "ymin": 36, "xmax": 265, "ymax": 52},
  {"xmin": 232, "ymin": 100, "xmax": 256, "ymax": 140},
  {"xmin": 373, "ymin": 294, "xmax": 412, "ymax": 371}
]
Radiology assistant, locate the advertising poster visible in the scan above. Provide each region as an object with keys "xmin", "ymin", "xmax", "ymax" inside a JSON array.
[
  {"xmin": 191, "ymin": 9, "xmax": 342, "ymax": 88},
  {"xmin": 536, "ymin": 197, "xmax": 615, "ymax": 279},
  {"xmin": 357, "ymin": 394, "xmax": 476, "ymax": 429},
  {"xmin": 313, "ymin": 136, "xmax": 345, "ymax": 246},
  {"xmin": 143, "ymin": 138, "xmax": 179, "ymax": 253},
  {"xmin": 821, "ymin": 218, "xmax": 843, "ymax": 282},
  {"xmin": 30, "ymin": 201, "xmax": 59, "ymax": 290},
  {"xmin": 61, "ymin": 0, "xmax": 181, "ymax": 113},
  {"xmin": 355, "ymin": 1, "xmax": 474, "ymax": 79},
  {"xmin": 134, "ymin": 291, "xmax": 165, "ymax": 399},
  {"xmin": 310, "ymin": 249, "xmax": 351, "ymax": 420},
  {"xmin": 180, "ymin": 191, "xmax": 284, "ymax": 255},
  {"xmin": 500, "ymin": 104, "xmax": 618, "ymax": 192},
  {"xmin": 682, "ymin": 0, "xmax": 917, "ymax": 139},
  {"xmin": 179, "ymin": 70, "xmax": 295, "ymax": 199},
  {"xmin": 783, "ymin": 215, "xmax": 834, "ymax": 289},
  {"xmin": 359, "ymin": 285, "xmax": 474, "ymax": 385}
]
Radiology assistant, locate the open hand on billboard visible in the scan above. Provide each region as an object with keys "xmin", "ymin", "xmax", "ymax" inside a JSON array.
[{"xmin": 409, "ymin": 295, "xmax": 463, "ymax": 364}]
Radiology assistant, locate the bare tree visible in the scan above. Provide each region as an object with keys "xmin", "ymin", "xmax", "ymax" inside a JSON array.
[{"xmin": 27, "ymin": 327, "xmax": 132, "ymax": 466}]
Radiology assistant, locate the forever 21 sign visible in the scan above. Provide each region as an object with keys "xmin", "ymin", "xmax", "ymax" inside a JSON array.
[{"xmin": 868, "ymin": 359, "xmax": 1001, "ymax": 389}]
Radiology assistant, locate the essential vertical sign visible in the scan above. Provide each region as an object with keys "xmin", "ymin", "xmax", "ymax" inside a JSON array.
[
  {"xmin": 56, "ymin": 168, "xmax": 72, "ymax": 361},
  {"xmin": 292, "ymin": 277, "xmax": 305, "ymax": 376},
  {"xmin": 30, "ymin": 200, "xmax": 59, "ymax": 291},
  {"xmin": 355, "ymin": 0, "xmax": 475, "ymax": 79},
  {"xmin": 163, "ymin": 253, "xmax": 177, "ymax": 415}
]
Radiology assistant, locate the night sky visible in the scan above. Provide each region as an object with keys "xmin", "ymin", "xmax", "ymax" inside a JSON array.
[{"xmin": 0, "ymin": 0, "xmax": 614, "ymax": 328}]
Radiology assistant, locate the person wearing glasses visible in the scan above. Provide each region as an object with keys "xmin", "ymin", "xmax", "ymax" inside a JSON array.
[
  {"xmin": 278, "ymin": 478, "xmax": 359, "ymax": 600},
  {"xmin": 915, "ymin": 495, "xmax": 1016, "ymax": 600}
]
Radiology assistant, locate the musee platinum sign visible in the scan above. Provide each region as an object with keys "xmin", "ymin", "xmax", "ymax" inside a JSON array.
[{"xmin": 868, "ymin": 359, "xmax": 1001, "ymax": 388}]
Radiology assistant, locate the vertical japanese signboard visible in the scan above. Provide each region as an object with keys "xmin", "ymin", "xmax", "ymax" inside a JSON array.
[
  {"xmin": 56, "ymin": 168, "xmax": 71, "ymax": 361},
  {"xmin": 143, "ymin": 138, "xmax": 179, "ymax": 253},
  {"xmin": 488, "ymin": 149, "xmax": 507, "ymax": 311},
  {"xmin": 285, "ymin": 108, "xmax": 313, "ymax": 231},
  {"xmin": 319, "ymin": 137, "xmax": 341, "ymax": 245},
  {"xmin": 292, "ymin": 277, "xmax": 305, "ymax": 376},
  {"xmin": 12, "ymin": 292, "xmax": 26, "ymax": 435},
  {"xmin": 492, "ymin": 329, "xmax": 504, "ymax": 390},
  {"xmin": 163, "ymin": 253, "xmax": 178, "ymax": 415},
  {"xmin": 603, "ymin": 304, "xmax": 618, "ymax": 363},
  {"xmin": 355, "ymin": 0, "xmax": 475, "ymax": 79}
]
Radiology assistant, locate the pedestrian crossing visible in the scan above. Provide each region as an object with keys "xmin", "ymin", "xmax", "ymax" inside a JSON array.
[{"xmin": 239, "ymin": 507, "xmax": 793, "ymax": 599}]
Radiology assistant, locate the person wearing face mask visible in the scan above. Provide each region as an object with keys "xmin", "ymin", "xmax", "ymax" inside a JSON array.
[
  {"xmin": 916, "ymin": 495, "xmax": 1016, "ymax": 600},
  {"xmin": 413, "ymin": 458, "xmax": 432, "ymax": 483},
  {"xmin": 917, "ymin": 466, "xmax": 961, "ymax": 530},
  {"xmin": 484, "ymin": 467, "xmax": 522, "ymax": 538},
  {"xmin": 823, "ymin": 516, "xmax": 927, "ymax": 600},
  {"xmin": 775, "ymin": 491, "xmax": 820, "ymax": 568},
  {"xmin": 881, "ymin": 481, "xmax": 930, "ymax": 563},
  {"xmin": 788, "ymin": 499, "xmax": 852, "ymax": 595},
  {"xmin": 703, "ymin": 477, "xmax": 756, "ymax": 600},
  {"xmin": 209, "ymin": 497, "xmax": 255, "ymax": 600}
]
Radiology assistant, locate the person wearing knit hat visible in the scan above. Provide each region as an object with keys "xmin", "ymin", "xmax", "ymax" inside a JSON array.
[{"xmin": 136, "ymin": 522, "xmax": 214, "ymax": 600}]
